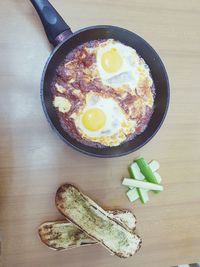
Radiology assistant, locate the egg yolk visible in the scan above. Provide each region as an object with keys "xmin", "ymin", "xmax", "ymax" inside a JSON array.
[
  {"xmin": 101, "ymin": 48, "xmax": 123, "ymax": 73},
  {"xmin": 82, "ymin": 108, "xmax": 106, "ymax": 131}
]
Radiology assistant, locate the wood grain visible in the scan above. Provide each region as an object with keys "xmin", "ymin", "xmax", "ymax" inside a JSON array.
[{"xmin": 0, "ymin": 0, "xmax": 200, "ymax": 266}]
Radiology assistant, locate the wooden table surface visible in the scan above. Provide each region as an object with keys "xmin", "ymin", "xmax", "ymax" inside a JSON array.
[{"xmin": 1, "ymin": 0, "xmax": 200, "ymax": 266}]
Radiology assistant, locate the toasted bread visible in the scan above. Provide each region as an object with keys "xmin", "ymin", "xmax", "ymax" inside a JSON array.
[
  {"xmin": 38, "ymin": 210, "xmax": 136, "ymax": 251},
  {"xmin": 55, "ymin": 184, "xmax": 141, "ymax": 258},
  {"xmin": 38, "ymin": 221, "xmax": 96, "ymax": 251}
]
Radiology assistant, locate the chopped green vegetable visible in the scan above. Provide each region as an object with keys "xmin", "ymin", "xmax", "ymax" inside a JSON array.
[
  {"xmin": 123, "ymin": 157, "xmax": 163, "ymax": 204},
  {"xmin": 154, "ymin": 172, "xmax": 162, "ymax": 184},
  {"xmin": 149, "ymin": 160, "xmax": 160, "ymax": 172},
  {"xmin": 126, "ymin": 188, "xmax": 139, "ymax": 202},
  {"xmin": 128, "ymin": 163, "xmax": 145, "ymax": 181},
  {"xmin": 122, "ymin": 178, "xmax": 163, "ymax": 191},
  {"xmin": 135, "ymin": 157, "xmax": 158, "ymax": 184},
  {"xmin": 137, "ymin": 188, "xmax": 149, "ymax": 204}
]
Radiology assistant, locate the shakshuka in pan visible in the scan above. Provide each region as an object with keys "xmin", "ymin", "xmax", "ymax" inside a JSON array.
[{"xmin": 52, "ymin": 39, "xmax": 155, "ymax": 147}]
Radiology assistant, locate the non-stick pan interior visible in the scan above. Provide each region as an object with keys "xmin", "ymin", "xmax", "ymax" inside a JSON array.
[{"xmin": 42, "ymin": 26, "xmax": 169, "ymax": 157}]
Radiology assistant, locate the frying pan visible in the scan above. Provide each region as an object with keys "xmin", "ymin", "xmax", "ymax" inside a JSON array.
[{"xmin": 30, "ymin": 0, "xmax": 170, "ymax": 157}]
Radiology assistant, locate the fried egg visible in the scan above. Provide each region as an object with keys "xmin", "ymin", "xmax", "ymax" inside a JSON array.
[
  {"xmin": 70, "ymin": 92, "xmax": 136, "ymax": 146},
  {"xmin": 95, "ymin": 39, "xmax": 153, "ymax": 95},
  {"xmin": 96, "ymin": 40, "xmax": 139, "ymax": 89}
]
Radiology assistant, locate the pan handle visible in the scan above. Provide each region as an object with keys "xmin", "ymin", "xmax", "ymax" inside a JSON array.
[{"xmin": 30, "ymin": 0, "xmax": 73, "ymax": 47}]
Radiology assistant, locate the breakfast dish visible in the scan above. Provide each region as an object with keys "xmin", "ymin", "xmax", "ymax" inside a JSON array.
[
  {"xmin": 55, "ymin": 184, "xmax": 141, "ymax": 258},
  {"xmin": 52, "ymin": 39, "xmax": 155, "ymax": 147},
  {"xmin": 38, "ymin": 210, "xmax": 136, "ymax": 251}
]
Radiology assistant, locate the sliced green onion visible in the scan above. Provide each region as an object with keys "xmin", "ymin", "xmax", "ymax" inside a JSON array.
[
  {"xmin": 149, "ymin": 160, "xmax": 160, "ymax": 172},
  {"xmin": 126, "ymin": 188, "xmax": 139, "ymax": 202},
  {"xmin": 122, "ymin": 178, "xmax": 163, "ymax": 191},
  {"xmin": 137, "ymin": 188, "xmax": 149, "ymax": 204},
  {"xmin": 135, "ymin": 157, "xmax": 158, "ymax": 184},
  {"xmin": 128, "ymin": 163, "xmax": 145, "ymax": 181}
]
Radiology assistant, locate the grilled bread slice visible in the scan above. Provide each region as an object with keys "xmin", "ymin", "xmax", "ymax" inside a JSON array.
[
  {"xmin": 55, "ymin": 184, "xmax": 142, "ymax": 258},
  {"xmin": 39, "ymin": 221, "xmax": 96, "ymax": 251},
  {"xmin": 38, "ymin": 210, "xmax": 136, "ymax": 251}
]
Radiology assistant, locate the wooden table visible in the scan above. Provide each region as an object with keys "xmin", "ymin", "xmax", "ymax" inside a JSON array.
[{"xmin": 1, "ymin": 0, "xmax": 200, "ymax": 266}]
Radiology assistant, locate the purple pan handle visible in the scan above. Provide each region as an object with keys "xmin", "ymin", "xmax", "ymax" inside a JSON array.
[{"xmin": 30, "ymin": 0, "xmax": 73, "ymax": 47}]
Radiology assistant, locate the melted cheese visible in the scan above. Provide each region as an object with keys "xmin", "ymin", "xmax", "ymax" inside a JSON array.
[{"xmin": 53, "ymin": 96, "xmax": 71, "ymax": 113}]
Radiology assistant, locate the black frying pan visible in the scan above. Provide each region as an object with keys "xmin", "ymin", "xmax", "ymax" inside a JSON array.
[{"xmin": 30, "ymin": 0, "xmax": 170, "ymax": 158}]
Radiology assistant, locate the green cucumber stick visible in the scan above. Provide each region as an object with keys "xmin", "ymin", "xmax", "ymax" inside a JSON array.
[
  {"xmin": 137, "ymin": 188, "xmax": 149, "ymax": 204},
  {"xmin": 128, "ymin": 163, "xmax": 143, "ymax": 203},
  {"xmin": 126, "ymin": 188, "xmax": 139, "ymax": 202},
  {"xmin": 128, "ymin": 165, "xmax": 134, "ymax": 178},
  {"xmin": 129, "ymin": 162, "xmax": 145, "ymax": 181},
  {"xmin": 122, "ymin": 178, "xmax": 163, "ymax": 191},
  {"xmin": 135, "ymin": 157, "xmax": 158, "ymax": 184}
]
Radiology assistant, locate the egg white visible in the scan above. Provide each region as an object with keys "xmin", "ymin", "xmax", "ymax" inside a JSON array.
[
  {"xmin": 96, "ymin": 40, "xmax": 140, "ymax": 89},
  {"xmin": 70, "ymin": 93, "xmax": 136, "ymax": 145}
]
